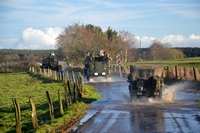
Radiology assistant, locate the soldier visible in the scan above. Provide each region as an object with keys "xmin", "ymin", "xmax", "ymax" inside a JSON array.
[
  {"xmin": 84, "ymin": 52, "xmax": 90, "ymax": 75},
  {"xmin": 85, "ymin": 52, "xmax": 90, "ymax": 63},
  {"xmin": 104, "ymin": 51, "xmax": 112, "ymax": 62},
  {"xmin": 104, "ymin": 51, "xmax": 112, "ymax": 76},
  {"xmin": 90, "ymin": 52, "xmax": 95, "ymax": 62},
  {"xmin": 98, "ymin": 50, "xmax": 104, "ymax": 56}
]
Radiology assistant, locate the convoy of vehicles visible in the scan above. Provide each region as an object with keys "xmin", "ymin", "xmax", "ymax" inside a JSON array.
[{"xmin": 41, "ymin": 52, "xmax": 164, "ymax": 100}]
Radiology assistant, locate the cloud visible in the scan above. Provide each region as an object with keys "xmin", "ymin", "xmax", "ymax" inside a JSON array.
[
  {"xmin": 136, "ymin": 34, "xmax": 200, "ymax": 48},
  {"xmin": 135, "ymin": 36, "xmax": 156, "ymax": 48},
  {"xmin": 16, "ymin": 27, "xmax": 63, "ymax": 49},
  {"xmin": 161, "ymin": 34, "xmax": 200, "ymax": 47}
]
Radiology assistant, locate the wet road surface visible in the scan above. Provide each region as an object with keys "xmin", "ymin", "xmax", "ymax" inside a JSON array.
[{"xmin": 73, "ymin": 78, "xmax": 200, "ymax": 133}]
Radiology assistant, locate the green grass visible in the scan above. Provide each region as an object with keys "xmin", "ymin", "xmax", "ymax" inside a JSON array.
[
  {"xmin": 122, "ymin": 57, "xmax": 200, "ymax": 69},
  {"xmin": 0, "ymin": 72, "xmax": 101, "ymax": 133}
]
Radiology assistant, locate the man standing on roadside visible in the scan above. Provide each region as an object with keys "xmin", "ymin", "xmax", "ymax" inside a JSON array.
[{"xmin": 84, "ymin": 52, "xmax": 90, "ymax": 75}]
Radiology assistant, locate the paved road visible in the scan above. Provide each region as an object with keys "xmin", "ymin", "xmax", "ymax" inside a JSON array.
[{"xmin": 73, "ymin": 78, "xmax": 200, "ymax": 133}]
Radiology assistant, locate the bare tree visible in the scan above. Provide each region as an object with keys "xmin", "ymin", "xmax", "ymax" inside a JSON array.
[
  {"xmin": 146, "ymin": 40, "xmax": 184, "ymax": 60},
  {"xmin": 56, "ymin": 23, "xmax": 84, "ymax": 66},
  {"xmin": 56, "ymin": 23, "xmax": 140, "ymax": 65},
  {"xmin": 118, "ymin": 31, "xmax": 137, "ymax": 62}
]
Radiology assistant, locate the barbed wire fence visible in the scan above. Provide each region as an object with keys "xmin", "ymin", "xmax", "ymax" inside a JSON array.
[{"xmin": 0, "ymin": 67, "xmax": 83, "ymax": 133}]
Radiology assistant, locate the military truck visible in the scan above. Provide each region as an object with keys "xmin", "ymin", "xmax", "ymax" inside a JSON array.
[
  {"xmin": 40, "ymin": 53, "xmax": 62, "ymax": 71},
  {"xmin": 84, "ymin": 55, "xmax": 111, "ymax": 81},
  {"xmin": 127, "ymin": 66, "xmax": 164, "ymax": 100}
]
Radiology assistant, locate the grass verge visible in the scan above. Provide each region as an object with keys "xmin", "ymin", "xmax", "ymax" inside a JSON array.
[{"xmin": 0, "ymin": 72, "xmax": 101, "ymax": 133}]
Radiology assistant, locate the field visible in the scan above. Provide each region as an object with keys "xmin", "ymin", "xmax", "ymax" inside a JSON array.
[
  {"xmin": 0, "ymin": 72, "xmax": 101, "ymax": 133},
  {"xmin": 124, "ymin": 57, "xmax": 200, "ymax": 69}
]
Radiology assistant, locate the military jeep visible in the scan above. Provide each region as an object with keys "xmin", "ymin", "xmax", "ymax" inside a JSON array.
[
  {"xmin": 84, "ymin": 55, "xmax": 110, "ymax": 81},
  {"xmin": 40, "ymin": 53, "xmax": 62, "ymax": 71},
  {"xmin": 127, "ymin": 66, "xmax": 164, "ymax": 100}
]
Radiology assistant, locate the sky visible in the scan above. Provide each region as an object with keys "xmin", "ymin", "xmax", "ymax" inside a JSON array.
[{"xmin": 0, "ymin": 0, "xmax": 200, "ymax": 49}]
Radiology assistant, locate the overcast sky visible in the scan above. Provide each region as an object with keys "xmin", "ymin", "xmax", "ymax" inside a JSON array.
[{"xmin": 0, "ymin": 0, "xmax": 200, "ymax": 49}]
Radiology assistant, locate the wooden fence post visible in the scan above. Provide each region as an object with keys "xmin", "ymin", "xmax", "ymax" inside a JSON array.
[
  {"xmin": 32, "ymin": 67, "xmax": 35, "ymax": 73},
  {"xmin": 193, "ymin": 67, "xmax": 197, "ymax": 81},
  {"xmin": 58, "ymin": 90, "xmax": 64, "ymax": 116},
  {"xmin": 54, "ymin": 70, "xmax": 56, "ymax": 81},
  {"xmin": 57, "ymin": 71, "xmax": 60, "ymax": 81},
  {"xmin": 76, "ymin": 76, "xmax": 82, "ymax": 98},
  {"xmin": 46, "ymin": 91, "xmax": 55, "ymax": 120},
  {"xmin": 64, "ymin": 86, "xmax": 69, "ymax": 108},
  {"xmin": 184, "ymin": 67, "xmax": 186, "ymax": 80},
  {"xmin": 73, "ymin": 82, "xmax": 76, "ymax": 103},
  {"xmin": 44, "ymin": 69, "xmax": 46, "ymax": 76},
  {"xmin": 72, "ymin": 71, "xmax": 75, "ymax": 83},
  {"xmin": 48, "ymin": 68, "xmax": 50, "ymax": 77},
  {"xmin": 12, "ymin": 98, "xmax": 22, "ymax": 133},
  {"xmin": 80, "ymin": 74, "xmax": 83, "ymax": 94},
  {"xmin": 29, "ymin": 97, "xmax": 39, "ymax": 129},
  {"xmin": 49, "ymin": 70, "xmax": 51, "ymax": 80},
  {"xmin": 67, "ymin": 80, "xmax": 72, "ymax": 105},
  {"xmin": 175, "ymin": 66, "xmax": 178, "ymax": 80},
  {"xmin": 62, "ymin": 71, "xmax": 65, "ymax": 81},
  {"xmin": 65, "ymin": 71, "xmax": 69, "ymax": 81},
  {"xmin": 52, "ymin": 71, "xmax": 55, "ymax": 81}
]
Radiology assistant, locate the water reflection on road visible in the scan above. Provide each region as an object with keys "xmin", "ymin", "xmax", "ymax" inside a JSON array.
[{"xmin": 74, "ymin": 80, "xmax": 200, "ymax": 133}]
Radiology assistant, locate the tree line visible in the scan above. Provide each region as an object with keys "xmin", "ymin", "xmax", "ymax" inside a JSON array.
[
  {"xmin": 0, "ymin": 49, "xmax": 58, "ymax": 57},
  {"xmin": 175, "ymin": 47, "xmax": 200, "ymax": 58},
  {"xmin": 0, "ymin": 49, "xmax": 61, "ymax": 63},
  {"xmin": 0, "ymin": 45, "xmax": 199, "ymax": 65}
]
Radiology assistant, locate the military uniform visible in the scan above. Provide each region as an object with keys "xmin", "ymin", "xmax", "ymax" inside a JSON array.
[{"xmin": 84, "ymin": 52, "xmax": 90, "ymax": 75}]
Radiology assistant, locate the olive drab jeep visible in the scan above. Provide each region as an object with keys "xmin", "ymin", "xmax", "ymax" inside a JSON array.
[
  {"xmin": 40, "ymin": 53, "xmax": 62, "ymax": 71},
  {"xmin": 127, "ymin": 66, "xmax": 164, "ymax": 100}
]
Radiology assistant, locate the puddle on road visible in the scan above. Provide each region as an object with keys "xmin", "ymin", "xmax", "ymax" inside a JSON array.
[{"xmin": 72, "ymin": 81, "xmax": 199, "ymax": 132}]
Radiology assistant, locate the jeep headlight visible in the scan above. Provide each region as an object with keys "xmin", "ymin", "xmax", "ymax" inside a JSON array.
[{"xmin": 94, "ymin": 73, "xmax": 98, "ymax": 76}]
